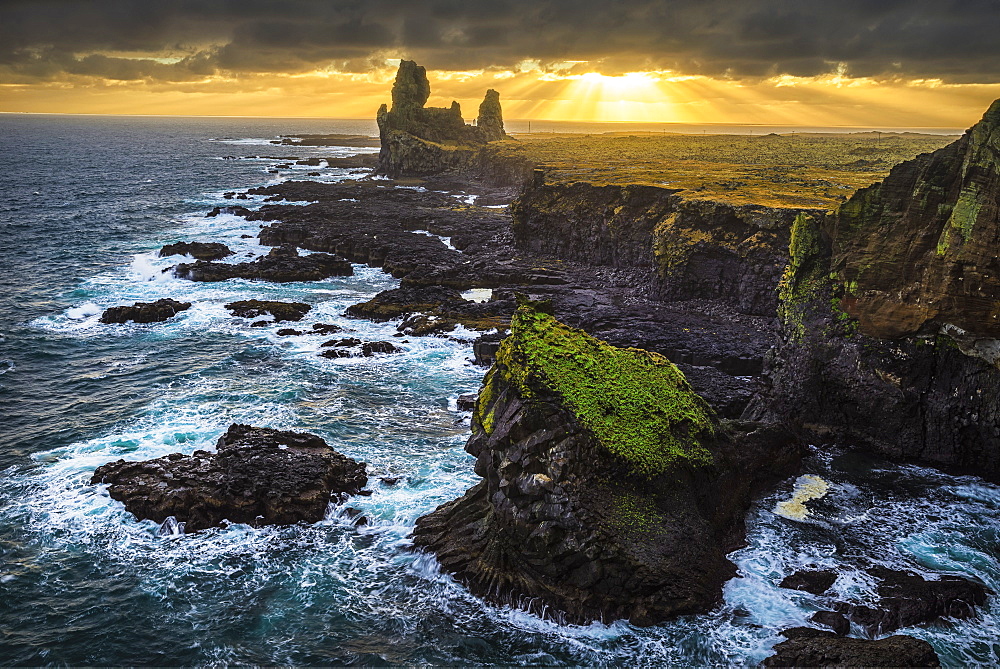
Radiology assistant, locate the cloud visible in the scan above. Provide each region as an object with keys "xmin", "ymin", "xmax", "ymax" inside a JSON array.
[{"xmin": 0, "ymin": 0, "xmax": 998, "ymax": 86}]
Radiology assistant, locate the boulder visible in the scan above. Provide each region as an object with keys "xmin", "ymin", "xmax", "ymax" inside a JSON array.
[
  {"xmin": 99, "ymin": 298, "xmax": 191, "ymax": 324},
  {"xmin": 159, "ymin": 241, "xmax": 234, "ymax": 260},
  {"xmin": 346, "ymin": 284, "xmax": 514, "ymax": 335},
  {"xmin": 225, "ymin": 299, "xmax": 311, "ymax": 322},
  {"xmin": 412, "ymin": 299, "xmax": 802, "ymax": 625},
  {"xmin": 763, "ymin": 628, "xmax": 939, "ymax": 667},
  {"xmin": 205, "ymin": 206, "xmax": 252, "ymax": 218},
  {"xmin": 779, "ymin": 569, "xmax": 838, "ymax": 595},
  {"xmin": 361, "ymin": 341, "xmax": 400, "ymax": 356},
  {"xmin": 175, "ymin": 244, "xmax": 352, "ymax": 282},
  {"xmin": 91, "ymin": 424, "xmax": 367, "ymax": 532}
]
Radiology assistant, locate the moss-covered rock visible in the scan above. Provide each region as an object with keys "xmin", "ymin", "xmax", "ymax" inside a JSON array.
[
  {"xmin": 413, "ymin": 300, "xmax": 802, "ymax": 625},
  {"xmin": 487, "ymin": 299, "xmax": 714, "ymax": 475}
]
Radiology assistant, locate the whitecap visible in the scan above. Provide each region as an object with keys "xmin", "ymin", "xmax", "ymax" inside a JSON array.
[{"xmin": 67, "ymin": 302, "xmax": 101, "ymax": 319}]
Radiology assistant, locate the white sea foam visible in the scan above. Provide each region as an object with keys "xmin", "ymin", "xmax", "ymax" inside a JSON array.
[{"xmin": 67, "ymin": 302, "xmax": 101, "ymax": 319}]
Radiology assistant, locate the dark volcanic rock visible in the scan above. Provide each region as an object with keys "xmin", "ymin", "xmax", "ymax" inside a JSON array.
[
  {"xmin": 91, "ymin": 424, "xmax": 367, "ymax": 532},
  {"xmin": 745, "ymin": 102, "xmax": 1000, "ymax": 479},
  {"xmin": 319, "ymin": 349, "xmax": 353, "ymax": 359},
  {"xmin": 763, "ymin": 628, "xmax": 939, "ymax": 667},
  {"xmin": 456, "ymin": 393, "xmax": 477, "ymax": 411},
  {"xmin": 512, "ymin": 181, "xmax": 799, "ymax": 316},
  {"xmin": 322, "ymin": 337, "xmax": 362, "ymax": 348},
  {"xmin": 472, "ymin": 332, "xmax": 503, "ymax": 367},
  {"xmin": 834, "ymin": 566, "xmax": 990, "ymax": 635},
  {"xmin": 780, "ymin": 569, "xmax": 838, "ymax": 595},
  {"xmin": 347, "ymin": 284, "xmax": 515, "ymax": 335},
  {"xmin": 311, "ymin": 323, "xmax": 343, "ymax": 334},
  {"xmin": 175, "ymin": 244, "xmax": 353, "ymax": 283},
  {"xmin": 225, "ymin": 299, "xmax": 311, "ymax": 322},
  {"xmin": 159, "ymin": 241, "xmax": 234, "ymax": 260},
  {"xmin": 412, "ymin": 301, "xmax": 802, "ymax": 625},
  {"xmin": 100, "ymin": 298, "xmax": 192, "ymax": 324},
  {"xmin": 809, "ymin": 611, "xmax": 851, "ymax": 636},
  {"xmin": 361, "ymin": 341, "xmax": 400, "ymax": 356},
  {"xmin": 206, "ymin": 206, "xmax": 252, "ymax": 219},
  {"xmin": 276, "ymin": 328, "xmax": 303, "ymax": 336}
]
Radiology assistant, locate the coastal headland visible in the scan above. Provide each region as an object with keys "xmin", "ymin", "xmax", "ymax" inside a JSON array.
[{"xmin": 91, "ymin": 60, "xmax": 999, "ymax": 664}]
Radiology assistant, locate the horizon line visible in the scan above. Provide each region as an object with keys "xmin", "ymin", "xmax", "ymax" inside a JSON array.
[{"xmin": 0, "ymin": 110, "xmax": 967, "ymax": 131}]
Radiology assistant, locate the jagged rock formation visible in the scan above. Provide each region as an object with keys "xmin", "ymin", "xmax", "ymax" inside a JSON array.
[
  {"xmin": 746, "ymin": 99, "xmax": 1000, "ymax": 479},
  {"xmin": 100, "ymin": 298, "xmax": 191, "ymax": 324},
  {"xmin": 763, "ymin": 628, "xmax": 940, "ymax": 667},
  {"xmin": 174, "ymin": 244, "xmax": 353, "ymax": 283},
  {"xmin": 512, "ymin": 181, "xmax": 802, "ymax": 316},
  {"xmin": 413, "ymin": 299, "xmax": 801, "ymax": 625},
  {"xmin": 91, "ymin": 424, "xmax": 368, "ymax": 532},
  {"xmin": 376, "ymin": 60, "xmax": 508, "ymax": 177}
]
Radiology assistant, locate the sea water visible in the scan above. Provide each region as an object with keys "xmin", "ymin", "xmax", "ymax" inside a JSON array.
[{"xmin": 0, "ymin": 114, "xmax": 997, "ymax": 665}]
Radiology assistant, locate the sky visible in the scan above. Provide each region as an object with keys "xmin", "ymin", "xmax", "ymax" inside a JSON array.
[{"xmin": 2, "ymin": 0, "xmax": 1000, "ymax": 126}]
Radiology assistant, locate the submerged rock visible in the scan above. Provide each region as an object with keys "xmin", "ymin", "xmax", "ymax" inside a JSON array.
[
  {"xmin": 159, "ymin": 241, "xmax": 234, "ymax": 260},
  {"xmin": 225, "ymin": 299, "xmax": 311, "ymax": 322},
  {"xmin": 779, "ymin": 569, "xmax": 838, "ymax": 595},
  {"xmin": 412, "ymin": 299, "xmax": 802, "ymax": 625},
  {"xmin": 91, "ymin": 424, "xmax": 368, "ymax": 532},
  {"xmin": 99, "ymin": 298, "xmax": 192, "ymax": 324},
  {"xmin": 763, "ymin": 627, "xmax": 939, "ymax": 667},
  {"xmin": 175, "ymin": 244, "xmax": 352, "ymax": 283},
  {"xmin": 835, "ymin": 566, "xmax": 990, "ymax": 635}
]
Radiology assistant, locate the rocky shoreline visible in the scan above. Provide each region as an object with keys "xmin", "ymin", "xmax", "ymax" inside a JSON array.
[{"xmin": 88, "ymin": 61, "xmax": 1000, "ymax": 665}]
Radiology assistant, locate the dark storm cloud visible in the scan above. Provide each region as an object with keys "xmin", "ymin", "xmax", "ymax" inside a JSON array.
[{"xmin": 1, "ymin": 0, "xmax": 999, "ymax": 83}]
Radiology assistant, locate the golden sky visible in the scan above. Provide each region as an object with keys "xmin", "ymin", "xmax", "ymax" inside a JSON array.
[
  {"xmin": 3, "ymin": 63, "xmax": 999, "ymax": 128},
  {"xmin": 3, "ymin": 1, "xmax": 1000, "ymax": 127}
]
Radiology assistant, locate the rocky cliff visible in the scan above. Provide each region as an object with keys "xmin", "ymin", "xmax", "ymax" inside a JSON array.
[
  {"xmin": 376, "ymin": 60, "xmax": 510, "ymax": 177},
  {"xmin": 412, "ymin": 299, "xmax": 801, "ymax": 624},
  {"xmin": 512, "ymin": 181, "xmax": 803, "ymax": 315},
  {"xmin": 747, "ymin": 99, "xmax": 1000, "ymax": 479}
]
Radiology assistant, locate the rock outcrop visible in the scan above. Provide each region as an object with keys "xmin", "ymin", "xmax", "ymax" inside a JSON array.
[
  {"xmin": 376, "ymin": 60, "xmax": 508, "ymax": 177},
  {"xmin": 512, "ymin": 181, "xmax": 801, "ymax": 316},
  {"xmin": 174, "ymin": 244, "xmax": 353, "ymax": 283},
  {"xmin": 159, "ymin": 241, "xmax": 233, "ymax": 261},
  {"xmin": 225, "ymin": 299, "xmax": 311, "ymax": 322},
  {"xmin": 763, "ymin": 628, "xmax": 940, "ymax": 667},
  {"xmin": 91, "ymin": 424, "xmax": 368, "ymax": 532},
  {"xmin": 746, "ymin": 99, "xmax": 1000, "ymax": 479},
  {"xmin": 345, "ymin": 284, "xmax": 515, "ymax": 335},
  {"xmin": 99, "ymin": 298, "xmax": 192, "ymax": 324},
  {"xmin": 412, "ymin": 299, "xmax": 802, "ymax": 625}
]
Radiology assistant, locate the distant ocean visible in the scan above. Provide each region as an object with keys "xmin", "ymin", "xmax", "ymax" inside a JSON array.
[{"xmin": 0, "ymin": 114, "xmax": 995, "ymax": 665}]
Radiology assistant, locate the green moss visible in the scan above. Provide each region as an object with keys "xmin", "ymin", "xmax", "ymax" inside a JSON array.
[
  {"xmin": 778, "ymin": 213, "xmax": 826, "ymax": 340},
  {"xmin": 496, "ymin": 301, "xmax": 715, "ymax": 476}
]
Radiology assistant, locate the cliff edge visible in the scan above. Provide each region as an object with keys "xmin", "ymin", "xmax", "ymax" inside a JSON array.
[{"xmin": 747, "ymin": 99, "xmax": 1000, "ymax": 478}]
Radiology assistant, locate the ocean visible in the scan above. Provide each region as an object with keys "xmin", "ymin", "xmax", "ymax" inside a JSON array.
[{"xmin": 0, "ymin": 114, "xmax": 997, "ymax": 665}]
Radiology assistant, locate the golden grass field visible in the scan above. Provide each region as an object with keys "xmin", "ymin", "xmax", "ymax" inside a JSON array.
[{"xmin": 492, "ymin": 131, "xmax": 957, "ymax": 208}]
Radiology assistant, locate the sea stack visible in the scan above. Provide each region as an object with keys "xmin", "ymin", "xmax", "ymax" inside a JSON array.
[
  {"xmin": 376, "ymin": 60, "xmax": 508, "ymax": 177},
  {"xmin": 413, "ymin": 298, "xmax": 801, "ymax": 625}
]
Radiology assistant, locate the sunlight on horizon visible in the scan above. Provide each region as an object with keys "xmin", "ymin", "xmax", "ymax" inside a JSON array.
[{"xmin": 2, "ymin": 65, "xmax": 1000, "ymax": 128}]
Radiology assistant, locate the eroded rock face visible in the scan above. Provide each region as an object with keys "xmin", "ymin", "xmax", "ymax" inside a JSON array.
[
  {"xmin": 376, "ymin": 60, "xmax": 508, "ymax": 177},
  {"xmin": 763, "ymin": 628, "xmax": 939, "ymax": 667},
  {"xmin": 99, "ymin": 298, "xmax": 192, "ymax": 324},
  {"xmin": 175, "ymin": 244, "xmax": 353, "ymax": 282},
  {"xmin": 746, "ymin": 104, "xmax": 1000, "ymax": 478},
  {"xmin": 413, "ymin": 300, "xmax": 802, "ymax": 625},
  {"xmin": 832, "ymin": 99, "xmax": 1000, "ymax": 342},
  {"xmin": 159, "ymin": 241, "xmax": 233, "ymax": 260},
  {"xmin": 91, "ymin": 424, "xmax": 368, "ymax": 532}
]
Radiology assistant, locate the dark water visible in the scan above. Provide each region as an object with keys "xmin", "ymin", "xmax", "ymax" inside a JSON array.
[{"xmin": 0, "ymin": 114, "xmax": 997, "ymax": 665}]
